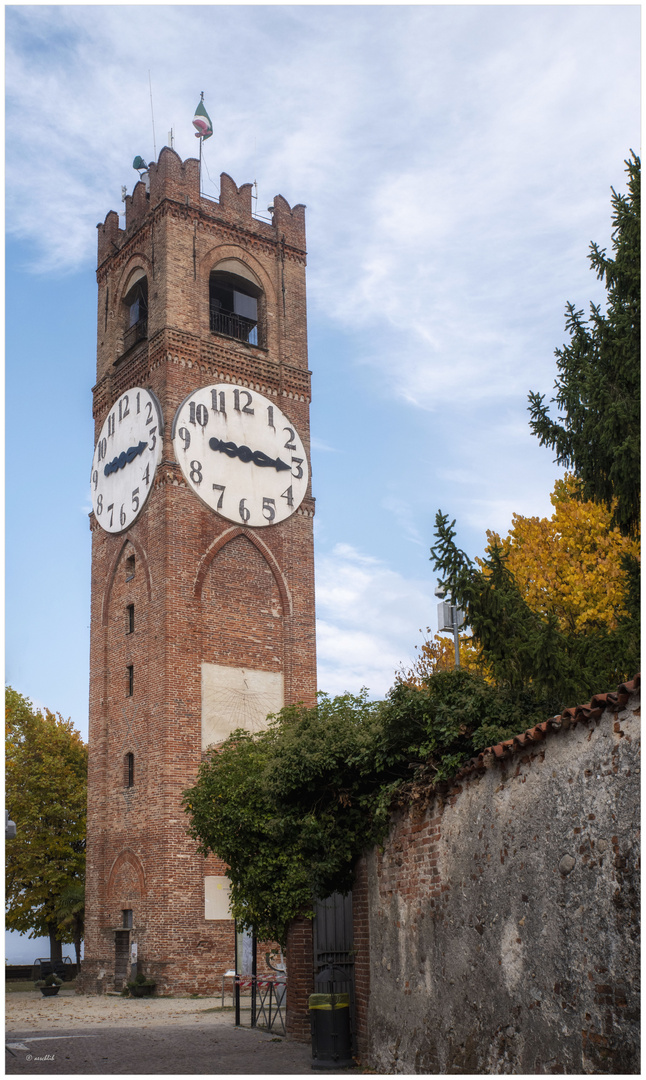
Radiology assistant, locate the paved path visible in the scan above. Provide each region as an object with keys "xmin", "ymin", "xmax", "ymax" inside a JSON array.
[{"xmin": 5, "ymin": 990, "xmax": 316, "ymax": 1075}]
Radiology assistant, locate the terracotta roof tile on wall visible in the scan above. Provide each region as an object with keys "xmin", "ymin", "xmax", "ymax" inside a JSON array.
[{"xmin": 453, "ymin": 674, "xmax": 640, "ymax": 782}]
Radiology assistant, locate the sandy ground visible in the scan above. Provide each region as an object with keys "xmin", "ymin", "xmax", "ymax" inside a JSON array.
[{"xmin": 6, "ymin": 988, "xmax": 243, "ymax": 1031}]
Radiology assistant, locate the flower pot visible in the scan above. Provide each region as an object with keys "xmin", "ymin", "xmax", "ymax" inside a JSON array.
[
  {"xmin": 40, "ymin": 986, "xmax": 61, "ymax": 997},
  {"xmin": 130, "ymin": 984, "xmax": 155, "ymax": 997}
]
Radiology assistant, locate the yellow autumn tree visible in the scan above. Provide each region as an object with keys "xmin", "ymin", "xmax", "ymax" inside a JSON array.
[
  {"xmin": 482, "ymin": 476, "xmax": 639, "ymax": 635},
  {"xmin": 401, "ymin": 630, "xmax": 484, "ymax": 686}
]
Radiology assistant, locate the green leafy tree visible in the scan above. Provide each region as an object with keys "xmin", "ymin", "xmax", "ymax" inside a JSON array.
[
  {"xmin": 528, "ymin": 153, "xmax": 640, "ymax": 537},
  {"xmin": 5, "ymin": 688, "xmax": 87, "ymax": 961},
  {"xmin": 184, "ymin": 679, "xmax": 538, "ymax": 943},
  {"xmin": 184, "ymin": 693, "xmax": 387, "ymax": 943},
  {"xmin": 56, "ymin": 882, "xmax": 85, "ymax": 970}
]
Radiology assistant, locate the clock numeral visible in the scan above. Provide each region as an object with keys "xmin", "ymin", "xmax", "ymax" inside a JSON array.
[
  {"xmin": 92, "ymin": 470, "xmax": 98, "ymax": 491},
  {"xmin": 291, "ymin": 457, "xmax": 304, "ymax": 480},
  {"xmin": 107, "ymin": 503, "xmax": 115, "ymax": 527},
  {"xmin": 136, "ymin": 392, "xmax": 141, "ymax": 414},
  {"xmin": 96, "ymin": 494, "xmax": 103, "ymax": 515},
  {"xmin": 267, "ymin": 406, "xmax": 275, "ymax": 429},
  {"xmin": 212, "ymin": 484, "xmax": 225, "ymax": 509},
  {"xmin": 145, "ymin": 401, "xmax": 154, "ymax": 425},
  {"xmin": 238, "ymin": 498, "xmax": 251, "ymax": 523},
  {"xmin": 107, "ymin": 413, "xmax": 116, "ymax": 438},
  {"xmin": 132, "ymin": 488, "xmax": 140, "ymax": 513},
  {"xmin": 97, "ymin": 438, "xmax": 107, "ymax": 462},
  {"xmin": 262, "ymin": 497, "xmax": 276, "ymax": 523},
  {"xmin": 281, "ymin": 485, "xmax": 294, "ymax": 508},
  {"xmin": 119, "ymin": 395, "xmax": 130, "ymax": 423},
  {"xmin": 120, "ymin": 504, "xmax": 127, "ymax": 527},
  {"xmin": 190, "ymin": 460, "xmax": 203, "ymax": 484},
  {"xmin": 189, "ymin": 402, "xmax": 208, "ymax": 428},
  {"xmin": 148, "ymin": 426, "xmax": 157, "ymax": 452},
  {"xmin": 178, "ymin": 427, "xmax": 191, "ymax": 452},
  {"xmin": 283, "ymin": 427, "xmax": 297, "ymax": 450},
  {"xmin": 142, "ymin": 463, "xmax": 150, "ymax": 487},
  {"xmin": 211, "ymin": 389, "xmax": 225, "ymax": 414},
  {"xmin": 234, "ymin": 389, "xmax": 254, "ymax": 415}
]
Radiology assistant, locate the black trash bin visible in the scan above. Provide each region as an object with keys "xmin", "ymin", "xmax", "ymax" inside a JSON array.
[{"xmin": 309, "ymin": 988, "xmax": 353, "ymax": 1069}]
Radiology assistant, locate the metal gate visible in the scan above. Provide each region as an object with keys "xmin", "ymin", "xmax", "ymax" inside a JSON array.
[
  {"xmin": 313, "ymin": 892, "xmax": 355, "ymax": 1051},
  {"xmin": 234, "ymin": 926, "xmax": 286, "ymax": 1036}
]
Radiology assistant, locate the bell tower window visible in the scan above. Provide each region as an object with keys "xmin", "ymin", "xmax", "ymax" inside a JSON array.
[
  {"xmin": 209, "ymin": 270, "xmax": 262, "ymax": 346},
  {"xmin": 122, "ymin": 277, "xmax": 148, "ymax": 354}
]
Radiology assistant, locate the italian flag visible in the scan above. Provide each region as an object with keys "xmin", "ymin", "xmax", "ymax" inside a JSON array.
[{"xmin": 193, "ymin": 98, "xmax": 213, "ymax": 140}]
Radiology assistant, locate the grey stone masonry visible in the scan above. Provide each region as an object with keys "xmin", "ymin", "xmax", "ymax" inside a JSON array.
[{"xmin": 360, "ymin": 685, "xmax": 640, "ymax": 1074}]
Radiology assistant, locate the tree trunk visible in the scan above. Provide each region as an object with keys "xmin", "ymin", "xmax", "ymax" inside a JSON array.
[{"xmin": 48, "ymin": 925, "xmax": 63, "ymax": 962}]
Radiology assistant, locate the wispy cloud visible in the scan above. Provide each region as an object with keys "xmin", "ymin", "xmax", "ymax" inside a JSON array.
[
  {"xmin": 310, "ymin": 437, "xmax": 339, "ymax": 454},
  {"xmin": 7, "ymin": 6, "xmax": 638, "ymax": 405},
  {"xmin": 316, "ymin": 543, "xmax": 434, "ymax": 697}
]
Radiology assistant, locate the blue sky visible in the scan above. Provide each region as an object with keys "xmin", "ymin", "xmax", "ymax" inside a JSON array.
[
  {"xmin": 5, "ymin": 1, "xmax": 640, "ymax": 719},
  {"xmin": 4, "ymin": 5, "xmax": 640, "ymax": 958}
]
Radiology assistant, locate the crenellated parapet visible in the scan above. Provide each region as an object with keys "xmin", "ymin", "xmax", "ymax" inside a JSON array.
[
  {"xmin": 124, "ymin": 178, "xmax": 150, "ymax": 233},
  {"xmin": 97, "ymin": 149, "xmax": 306, "ymax": 269},
  {"xmin": 217, "ymin": 172, "xmax": 254, "ymax": 224},
  {"xmin": 270, "ymin": 193, "xmax": 306, "ymax": 251},
  {"xmin": 149, "ymin": 147, "xmax": 200, "ymax": 209},
  {"xmin": 97, "ymin": 210, "xmax": 123, "ymax": 267}
]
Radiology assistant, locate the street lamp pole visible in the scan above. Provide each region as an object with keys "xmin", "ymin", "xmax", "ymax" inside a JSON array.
[
  {"xmin": 452, "ymin": 605, "xmax": 460, "ymax": 669},
  {"xmin": 435, "ymin": 582, "xmax": 463, "ymax": 669}
]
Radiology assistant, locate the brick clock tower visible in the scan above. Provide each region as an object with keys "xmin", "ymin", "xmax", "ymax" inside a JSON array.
[{"xmin": 80, "ymin": 149, "xmax": 316, "ymax": 994}]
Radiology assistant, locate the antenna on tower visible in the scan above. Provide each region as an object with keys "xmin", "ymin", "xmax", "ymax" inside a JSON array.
[
  {"xmin": 148, "ymin": 71, "xmax": 157, "ymax": 159},
  {"xmin": 168, "ymin": 128, "xmax": 174, "ymax": 150}
]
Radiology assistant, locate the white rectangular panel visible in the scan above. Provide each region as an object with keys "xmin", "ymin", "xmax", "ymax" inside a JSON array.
[
  {"xmin": 204, "ymin": 875, "xmax": 233, "ymax": 921},
  {"xmin": 201, "ymin": 663, "xmax": 283, "ymax": 749}
]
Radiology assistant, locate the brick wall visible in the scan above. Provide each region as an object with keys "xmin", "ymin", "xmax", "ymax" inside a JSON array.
[
  {"xmin": 352, "ymin": 857, "xmax": 371, "ymax": 1059},
  {"xmin": 81, "ymin": 150, "xmax": 316, "ymax": 995},
  {"xmin": 285, "ymin": 916, "xmax": 314, "ymax": 1041},
  {"xmin": 352, "ymin": 686, "xmax": 640, "ymax": 1073}
]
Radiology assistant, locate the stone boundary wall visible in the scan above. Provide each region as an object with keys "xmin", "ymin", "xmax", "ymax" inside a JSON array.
[{"xmin": 354, "ymin": 686, "xmax": 640, "ymax": 1073}]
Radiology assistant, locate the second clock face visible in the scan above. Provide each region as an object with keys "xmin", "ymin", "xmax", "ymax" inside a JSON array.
[
  {"xmin": 91, "ymin": 387, "xmax": 163, "ymax": 533},
  {"xmin": 172, "ymin": 384, "xmax": 309, "ymax": 527}
]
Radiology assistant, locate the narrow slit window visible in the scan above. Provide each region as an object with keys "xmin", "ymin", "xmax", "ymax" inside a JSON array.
[
  {"xmin": 126, "ymin": 665, "xmax": 134, "ymax": 697},
  {"xmin": 125, "ymin": 752, "xmax": 134, "ymax": 788},
  {"xmin": 125, "ymin": 555, "xmax": 135, "ymax": 581},
  {"xmin": 126, "ymin": 604, "xmax": 135, "ymax": 634}
]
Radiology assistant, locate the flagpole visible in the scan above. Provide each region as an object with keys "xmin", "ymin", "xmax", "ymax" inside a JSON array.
[{"xmin": 193, "ymin": 91, "xmax": 212, "ymax": 196}]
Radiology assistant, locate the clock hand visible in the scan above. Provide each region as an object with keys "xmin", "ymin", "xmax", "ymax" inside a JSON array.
[
  {"xmin": 103, "ymin": 440, "xmax": 148, "ymax": 477},
  {"xmin": 208, "ymin": 437, "xmax": 291, "ymax": 472}
]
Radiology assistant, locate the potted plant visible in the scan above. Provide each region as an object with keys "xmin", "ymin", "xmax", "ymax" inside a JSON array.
[
  {"xmin": 126, "ymin": 972, "xmax": 156, "ymax": 998},
  {"xmin": 35, "ymin": 973, "xmax": 63, "ymax": 997}
]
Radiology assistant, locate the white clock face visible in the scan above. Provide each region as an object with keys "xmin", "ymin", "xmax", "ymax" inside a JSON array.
[
  {"xmin": 91, "ymin": 387, "xmax": 163, "ymax": 533},
  {"xmin": 172, "ymin": 384, "xmax": 309, "ymax": 527}
]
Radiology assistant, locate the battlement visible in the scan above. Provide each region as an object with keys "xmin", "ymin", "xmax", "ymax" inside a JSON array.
[{"xmin": 97, "ymin": 148, "xmax": 306, "ymax": 267}]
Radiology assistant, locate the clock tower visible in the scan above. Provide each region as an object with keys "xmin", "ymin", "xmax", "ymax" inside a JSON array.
[{"xmin": 80, "ymin": 148, "xmax": 316, "ymax": 994}]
